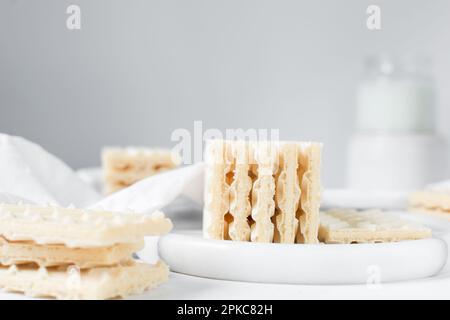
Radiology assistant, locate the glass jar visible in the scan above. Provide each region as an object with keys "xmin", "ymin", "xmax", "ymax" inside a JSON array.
[
  {"xmin": 356, "ymin": 54, "xmax": 436, "ymax": 133},
  {"xmin": 347, "ymin": 54, "xmax": 446, "ymax": 190}
]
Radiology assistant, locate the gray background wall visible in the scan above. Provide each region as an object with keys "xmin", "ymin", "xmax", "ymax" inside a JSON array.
[{"xmin": 0, "ymin": 0, "xmax": 449, "ymax": 187}]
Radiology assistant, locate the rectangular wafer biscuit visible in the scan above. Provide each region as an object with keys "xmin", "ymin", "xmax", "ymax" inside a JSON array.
[
  {"xmin": 319, "ymin": 209, "xmax": 432, "ymax": 244},
  {"xmin": 0, "ymin": 236, "xmax": 143, "ymax": 268},
  {"xmin": 228, "ymin": 141, "xmax": 252, "ymax": 241},
  {"xmin": 410, "ymin": 207, "xmax": 450, "ymax": 220},
  {"xmin": 0, "ymin": 204, "xmax": 172, "ymax": 247},
  {"xmin": 250, "ymin": 142, "xmax": 278, "ymax": 242},
  {"xmin": 203, "ymin": 140, "xmax": 232, "ymax": 240},
  {"xmin": 409, "ymin": 191, "xmax": 450, "ymax": 212},
  {"xmin": 296, "ymin": 143, "xmax": 322, "ymax": 244},
  {"xmin": 274, "ymin": 143, "xmax": 300, "ymax": 243},
  {"xmin": 102, "ymin": 147, "xmax": 181, "ymax": 194},
  {"xmin": 0, "ymin": 260, "xmax": 168, "ymax": 300}
]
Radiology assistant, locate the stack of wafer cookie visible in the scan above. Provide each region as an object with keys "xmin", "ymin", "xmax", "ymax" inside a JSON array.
[
  {"xmin": 102, "ymin": 147, "xmax": 181, "ymax": 194},
  {"xmin": 319, "ymin": 209, "xmax": 431, "ymax": 244},
  {"xmin": 409, "ymin": 188, "xmax": 450, "ymax": 218},
  {"xmin": 203, "ymin": 140, "xmax": 322, "ymax": 244},
  {"xmin": 0, "ymin": 203, "xmax": 172, "ymax": 299}
]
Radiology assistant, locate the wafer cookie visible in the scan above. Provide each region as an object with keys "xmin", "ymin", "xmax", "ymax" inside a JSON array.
[
  {"xmin": 0, "ymin": 204, "xmax": 172, "ymax": 247},
  {"xmin": 296, "ymin": 143, "xmax": 322, "ymax": 244},
  {"xmin": 0, "ymin": 260, "xmax": 168, "ymax": 300},
  {"xmin": 410, "ymin": 207, "xmax": 450, "ymax": 220},
  {"xmin": 319, "ymin": 209, "xmax": 432, "ymax": 244},
  {"xmin": 102, "ymin": 147, "xmax": 181, "ymax": 194},
  {"xmin": 409, "ymin": 191, "xmax": 450, "ymax": 212},
  {"xmin": 274, "ymin": 143, "xmax": 300, "ymax": 243},
  {"xmin": 203, "ymin": 140, "xmax": 232, "ymax": 240},
  {"xmin": 228, "ymin": 141, "xmax": 252, "ymax": 241},
  {"xmin": 0, "ymin": 236, "xmax": 143, "ymax": 268},
  {"xmin": 250, "ymin": 142, "xmax": 278, "ymax": 242}
]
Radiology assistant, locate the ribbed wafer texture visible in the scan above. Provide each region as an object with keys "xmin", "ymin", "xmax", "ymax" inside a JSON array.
[
  {"xmin": 228, "ymin": 141, "xmax": 252, "ymax": 241},
  {"xmin": 203, "ymin": 140, "xmax": 233, "ymax": 240},
  {"xmin": 319, "ymin": 209, "xmax": 432, "ymax": 244},
  {"xmin": 274, "ymin": 143, "xmax": 300, "ymax": 243},
  {"xmin": 0, "ymin": 204, "xmax": 172, "ymax": 247},
  {"xmin": 203, "ymin": 140, "xmax": 322, "ymax": 244},
  {"xmin": 296, "ymin": 143, "xmax": 321, "ymax": 244},
  {"xmin": 250, "ymin": 142, "xmax": 278, "ymax": 242},
  {"xmin": 0, "ymin": 260, "xmax": 168, "ymax": 300},
  {"xmin": 102, "ymin": 147, "xmax": 181, "ymax": 194}
]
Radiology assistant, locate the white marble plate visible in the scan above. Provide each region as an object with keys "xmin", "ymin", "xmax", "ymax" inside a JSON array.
[{"xmin": 159, "ymin": 231, "xmax": 447, "ymax": 285}]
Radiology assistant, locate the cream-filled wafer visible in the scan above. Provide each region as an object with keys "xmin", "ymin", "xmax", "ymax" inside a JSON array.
[
  {"xmin": 0, "ymin": 204, "xmax": 172, "ymax": 247},
  {"xmin": 228, "ymin": 141, "xmax": 252, "ymax": 241},
  {"xmin": 296, "ymin": 143, "xmax": 322, "ymax": 244},
  {"xmin": 104, "ymin": 183, "xmax": 128, "ymax": 195},
  {"xmin": 0, "ymin": 260, "xmax": 168, "ymax": 300},
  {"xmin": 273, "ymin": 143, "xmax": 300, "ymax": 243},
  {"xmin": 102, "ymin": 147, "xmax": 181, "ymax": 194},
  {"xmin": 250, "ymin": 142, "xmax": 278, "ymax": 243},
  {"xmin": 0, "ymin": 237, "xmax": 143, "ymax": 268},
  {"xmin": 319, "ymin": 209, "xmax": 432, "ymax": 244},
  {"xmin": 409, "ymin": 191, "xmax": 450, "ymax": 212},
  {"xmin": 203, "ymin": 140, "xmax": 232, "ymax": 240},
  {"xmin": 410, "ymin": 207, "xmax": 450, "ymax": 220},
  {"xmin": 103, "ymin": 147, "xmax": 181, "ymax": 170},
  {"xmin": 104, "ymin": 166, "xmax": 178, "ymax": 188}
]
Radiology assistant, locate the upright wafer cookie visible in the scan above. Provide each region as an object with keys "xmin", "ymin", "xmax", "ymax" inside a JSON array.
[
  {"xmin": 0, "ymin": 237, "xmax": 143, "ymax": 268},
  {"xmin": 296, "ymin": 143, "xmax": 322, "ymax": 244},
  {"xmin": 203, "ymin": 140, "xmax": 232, "ymax": 240},
  {"xmin": 0, "ymin": 204, "xmax": 172, "ymax": 247},
  {"xmin": 274, "ymin": 143, "xmax": 301, "ymax": 243},
  {"xmin": 250, "ymin": 142, "xmax": 278, "ymax": 242},
  {"xmin": 228, "ymin": 141, "xmax": 252, "ymax": 241},
  {"xmin": 319, "ymin": 209, "xmax": 432, "ymax": 244},
  {"xmin": 0, "ymin": 260, "xmax": 168, "ymax": 300}
]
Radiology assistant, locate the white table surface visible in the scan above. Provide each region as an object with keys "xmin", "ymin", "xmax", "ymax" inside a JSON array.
[{"xmin": 2, "ymin": 268, "xmax": 449, "ymax": 300}]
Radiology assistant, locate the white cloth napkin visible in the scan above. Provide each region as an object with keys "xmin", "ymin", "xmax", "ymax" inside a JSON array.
[
  {"xmin": 90, "ymin": 163, "xmax": 204, "ymax": 213},
  {"xmin": 0, "ymin": 134, "xmax": 100, "ymax": 206},
  {"xmin": 0, "ymin": 134, "xmax": 204, "ymax": 212}
]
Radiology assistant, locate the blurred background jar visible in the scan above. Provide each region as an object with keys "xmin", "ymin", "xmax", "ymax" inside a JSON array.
[{"xmin": 348, "ymin": 54, "xmax": 447, "ymax": 190}]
